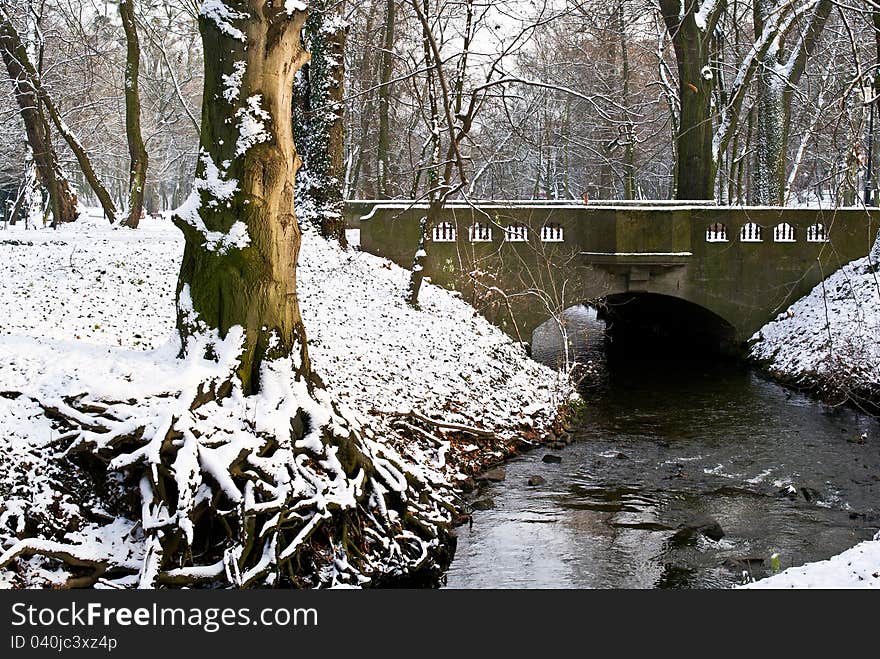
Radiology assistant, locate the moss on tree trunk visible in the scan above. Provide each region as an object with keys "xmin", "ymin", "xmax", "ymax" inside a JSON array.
[
  {"xmin": 176, "ymin": 1, "xmax": 312, "ymax": 395},
  {"xmin": 294, "ymin": 0, "xmax": 348, "ymax": 245}
]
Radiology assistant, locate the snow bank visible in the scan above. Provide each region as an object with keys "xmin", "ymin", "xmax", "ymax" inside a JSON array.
[
  {"xmin": 742, "ymin": 535, "xmax": 880, "ymax": 589},
  {"xmin": 0, "ymin": 210, "xmax": 572, "ymax": 587},
  {"xmin": 298, "ymin": 226, "xmax": 571, "ymax": 437},
  {"xmin": 0, "ymin": 210, "xmax": 570, "ymax": 434},
  {"xmin": 750, "ymin": 256, "xmax": 880, "ymax": 402}
]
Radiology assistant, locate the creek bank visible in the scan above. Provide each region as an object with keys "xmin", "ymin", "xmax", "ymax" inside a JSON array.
[
  {"xmin": 740, "ymin": 254, "xmax": 880, "ymax": 587},
  {"xmin": 0, "ymin": 212, "xmax": 577, "ymax": 588},
  {"xmin": 439, "ymin": 404, "xmax": 580, "ymax": 526},
  {"xmin": 749, "ymin": 255, "xmax": 880, "ymax": 411},
  {"xmin": 748, "ymin": 363, "xmax": 880, "ymax": 414}
]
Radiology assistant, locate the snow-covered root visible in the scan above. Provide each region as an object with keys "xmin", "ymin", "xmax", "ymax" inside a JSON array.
[{"xmin": 0, "ymin": 329, "xmax": 455, "ymax": 588}]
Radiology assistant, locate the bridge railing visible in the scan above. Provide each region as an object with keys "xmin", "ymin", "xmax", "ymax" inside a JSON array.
[
  {"xmin": 342, "ymin": 198, "xmax": 721, "ymax": 228},
  {"xmin": 356, "ymin": 204, "xmax": 876, "ymax": 255}
]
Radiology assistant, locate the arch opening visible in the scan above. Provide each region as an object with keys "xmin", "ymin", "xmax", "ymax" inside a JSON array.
[
  {"xmin": 529, "ymin": 294, "xmax": 737, "ymax": 375},
  {"xmin": 531, "ymin": 305, "xmax": 606, "ymax": 370},
  {"xmin": 597, "ymin": 293, "xmax": 737, "ymax": 357}
]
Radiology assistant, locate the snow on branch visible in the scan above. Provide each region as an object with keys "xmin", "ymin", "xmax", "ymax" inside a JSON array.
[
  {"xmin": 713, "ymin": 0, "xmax": 820, "ymax": 163},
  {"xmin": 694, "ymin": 0, "xmax": 722, "ymax": 31},
  {"xmin": 284, "ymin": 1, "xmax": 308, "ymax": 14}
]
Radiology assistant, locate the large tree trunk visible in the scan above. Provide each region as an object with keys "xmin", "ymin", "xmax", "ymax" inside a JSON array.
[
  {"xmin": 176, "ymin": 1, "xmax": 311, "ymax": 394},
  {"xmin": 294, "ymin": 0, "xmax": 347, "ymax": 245},
  {"xmin": 660, "ymin": 2, "xmax": 717, "ymax": 200},
  {"xmin": 377, "ymin": 0, "xmax": 396, "ymax": 195},
  {"xmin": 753, "ymin": 0, "xmax": 780, "ymax": 205},
  {"xmin": 0, "ymin": 17, "xmax": 78, "ymax": 225},
  {"xmin": 753, "ymin": 72, "xmax": 787, "ymax": 205},
  {"xmin": 120, "ymin": 0, "xmax": 148, "ymax": 228},
  {"xmin": 752, "ymin": 0, "xmax": 831, "ymax": 205},
  {"xmin": 0, "ymin": 1, "xmax": 452, "ymax": 589},
  {"xmin": 0, "ymin": 11, "xmax": 117, "ymax": 223},
  {"xmin": 166, "ymin": 1, "xmax": 452, "ymax": 586}
]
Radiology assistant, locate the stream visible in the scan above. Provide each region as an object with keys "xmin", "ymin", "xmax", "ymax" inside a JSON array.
[{"xmin": 444, "ymin": 306, "xmax": 880, "ymax": 588}]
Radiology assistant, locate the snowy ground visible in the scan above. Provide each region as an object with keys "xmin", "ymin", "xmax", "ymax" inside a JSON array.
[
  {"xmin": 743, "ymin": 534, "xmax": 880, "ymax": 588},
  {"xmin": 0, "ymin": 210, "xmax": 573, "ymax": 588},
  {"xmin": 750, "ymin": 256, "xmax": 880, "ymax": 404}
]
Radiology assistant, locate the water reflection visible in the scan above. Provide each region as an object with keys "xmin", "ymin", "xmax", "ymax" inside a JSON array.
[{"xmin": 445, "ymin": 306, "xmax": 880, "ymax": 588}]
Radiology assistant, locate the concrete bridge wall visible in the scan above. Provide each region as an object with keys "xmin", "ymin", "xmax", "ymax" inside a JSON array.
[{"xmin": 355, "ymin": 202, "xmax": 878, "ymax": 348}]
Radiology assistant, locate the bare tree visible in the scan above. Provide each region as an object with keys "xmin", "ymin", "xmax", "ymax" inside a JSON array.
[
  {"xmin": 120, "ymin": 0, "xmax": 148, "ymax": 228},
  {"xmin": 0, "ymin": 5, "xmax": 77, "ymax": 225},
  {"xmin": 377, "ymin": 0, "xmax": 396, "ymax": 196}
]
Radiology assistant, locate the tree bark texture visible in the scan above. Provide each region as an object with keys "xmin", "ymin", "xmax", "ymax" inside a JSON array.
[
  {"xmin": 660, "ymin": 0, "xmax": 720, "ymax": 200},
  {"xmin": 175, "ymin": 0, "xmax": 311, "ymax": 394},
  {"xmin": 377, "ymin": 0, "xmax": 396, "ymax": 195},
  {"xmin": 753, "ymin": 0, "xmax": 831, "ymax": 205},
  {"xmin": 295, "ymin": 0, "xmax": 348, "ymax": 245}
]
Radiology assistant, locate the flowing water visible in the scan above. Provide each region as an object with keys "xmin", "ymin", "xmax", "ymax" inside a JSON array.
[{"xmin": 445, "ymin": 306, "xmax": 880, "ymax": 588}]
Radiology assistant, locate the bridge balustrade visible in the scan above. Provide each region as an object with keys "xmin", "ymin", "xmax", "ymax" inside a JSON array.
[
  {"xmin": 541, "ymin": 223, "xmax": 565, "ymax": 242},
  {"xmin": 774, "ymin": 222, "xmax": 796, "ymax": 242},
  {"xmin": 740, "ymin": 222, "xmax": 763, "ymax": 242},
  {"xmin": 470, "ymin": 222, "xmax": 493, "ymax": 242},
  {"xmin": 504, "ymin": 223, "xmax": 528, "ymax": 242},
  {"xmin": 432, "ymin": 221, "xmax": 456, "ymax": 242},
  {"xmin": 807, "ymin": 222, "xmax": 829, "ymax": 243},
  {"xmin": 706, "ymin": 222, "xmax": 728, "ymax": 242}
]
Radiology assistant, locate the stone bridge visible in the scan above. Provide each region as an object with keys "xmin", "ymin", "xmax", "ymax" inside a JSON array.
[{"xmin": 348, "ymin": 200, "xmax": 879, "ymax": 352}]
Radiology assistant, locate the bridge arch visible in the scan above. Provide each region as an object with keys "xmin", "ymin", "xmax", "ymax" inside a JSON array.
[
  {"xmin": 526, "ymin": 293, "xmax": 738, "ymax": 358},
  {"xmin": 528, "ymin": 293, "xmax": 737, "ymax": 357},
  {"xmin": 594, "ymin": 292, "xmax": 737, "ymax": 355}
]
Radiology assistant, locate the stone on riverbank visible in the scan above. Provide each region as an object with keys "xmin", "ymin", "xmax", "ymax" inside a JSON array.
[
  {"xmin": 477, "ymin": 466, "xmax": 506, "ymax": 483},
  {"xmin": 471, "ymin": 498, "xmax": 495, "ymax": 511}
]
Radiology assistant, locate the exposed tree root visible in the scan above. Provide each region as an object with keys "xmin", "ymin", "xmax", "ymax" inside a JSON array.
[{"xmin": 0, "ymin": 331, "xmax": 455, "ymax": 588}]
